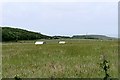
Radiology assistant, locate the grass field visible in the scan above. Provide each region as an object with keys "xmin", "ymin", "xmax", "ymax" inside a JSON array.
[{"xmin": 2, "ymin": 39, "xmax": 118, "ymax": 78}]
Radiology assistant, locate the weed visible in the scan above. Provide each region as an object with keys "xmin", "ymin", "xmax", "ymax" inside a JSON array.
[
  {"xmin": 100, "ymin": 54, "xmax": 111, "ymax": 80},
  {"xmin": 14, "ymin": 75, "xmax": 21, "ymax": 80}
]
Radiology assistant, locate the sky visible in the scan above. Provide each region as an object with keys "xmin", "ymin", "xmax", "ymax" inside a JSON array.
[{"xmin": 1, "ymin": 1, "xmax": 118, "ymax": 37}]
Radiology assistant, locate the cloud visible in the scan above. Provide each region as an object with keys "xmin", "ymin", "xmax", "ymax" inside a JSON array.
[{"xmin": 2, "ymin": 2, "xmax": 118, "ymax": 37}]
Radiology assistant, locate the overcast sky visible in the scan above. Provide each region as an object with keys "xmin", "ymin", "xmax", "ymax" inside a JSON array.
[{"xmin": 2, "ymin": 2, "xmax": 118, "ymax": 37}]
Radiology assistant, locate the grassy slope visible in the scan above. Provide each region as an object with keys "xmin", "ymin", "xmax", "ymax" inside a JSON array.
[{"xmin": 2, "ymin": 39, "xmax": 118, "ymax": 78}]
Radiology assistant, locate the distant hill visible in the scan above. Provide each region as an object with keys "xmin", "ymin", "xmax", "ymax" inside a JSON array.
[
  {"xmin": 52, "ymin": 36, "xmax": 71, "ymax": 39},
  {"xmin": 72, "ymin": 35, "xmax": 116, "ymax": 40},
  {"xmin": 1, "ymin": 27, "xmax": 117, "ymax": 42},
  {"xmin": 1, "ymin": 27, "xmax": 52, "ymax": 41}
]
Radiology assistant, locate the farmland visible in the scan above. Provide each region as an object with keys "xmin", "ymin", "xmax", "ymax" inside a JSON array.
[{"xmin": 2, "ymin": 39, "xmax": 118, "ymax": 78}]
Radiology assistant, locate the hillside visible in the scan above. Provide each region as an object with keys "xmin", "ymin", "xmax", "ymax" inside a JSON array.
[
  {"xmin": 72, "ymin": 35, "xmax": 116, "ymax": 40},
  {"xmin": 1, "ymin": 27, "xmax": 116, "ymax": 41},
  {"xmin": 1, "ymin": 27, "xmax": 52, "ymax": 41}
]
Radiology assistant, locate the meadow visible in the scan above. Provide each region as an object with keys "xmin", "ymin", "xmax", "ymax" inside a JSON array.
[{"xmin": 2, "ymin": 39, "xmax": 118, "ymax": 78}]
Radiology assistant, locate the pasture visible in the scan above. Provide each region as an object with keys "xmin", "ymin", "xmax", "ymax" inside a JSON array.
[{"xmin": 2, "ymin": 39, "xmax": 118, "ymax": 78}]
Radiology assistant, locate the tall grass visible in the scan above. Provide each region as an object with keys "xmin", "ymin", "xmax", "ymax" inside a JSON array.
[
  {"xmin": 0, "ymin": 42, "xmax": 2, "ymax": 79},
  {"xmin": 2, "ymin": 39, "xmax": 118, "ymax": 78}
]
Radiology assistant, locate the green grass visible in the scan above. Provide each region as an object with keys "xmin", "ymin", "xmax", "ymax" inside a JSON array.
[
  {"xmin": 2, "ymin": 39, "xmax": 118, "ymax": 78},
  {"xmin": 0, "ymin": 42, "xmax": 2, "ymax": 79}
]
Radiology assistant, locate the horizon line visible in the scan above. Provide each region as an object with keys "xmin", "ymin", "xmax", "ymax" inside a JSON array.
[{"xmin": 1, "ymin": 26, "xmax": 118, "ymax": 38}]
